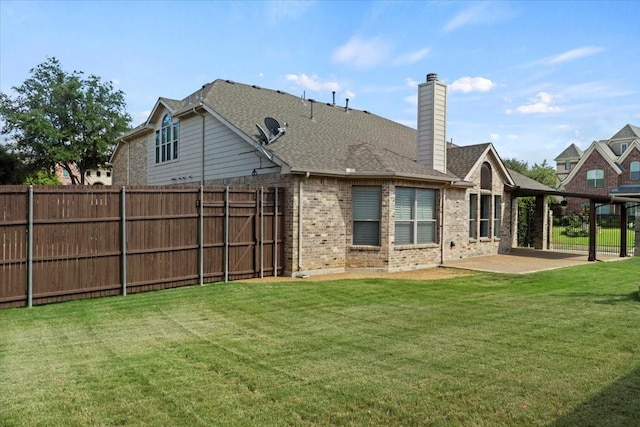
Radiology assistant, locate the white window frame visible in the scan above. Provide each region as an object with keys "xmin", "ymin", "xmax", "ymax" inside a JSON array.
[
  {"xmin": 155, "ymin": 114, "xmax": 179, "ymax": 164},
  {"xmin": 630, "ymin": 161, "xmax": 640, "ymax": 181},
  {"xmin": 586, "ymin": 169, "xmax": 604, "ymax": 188}
]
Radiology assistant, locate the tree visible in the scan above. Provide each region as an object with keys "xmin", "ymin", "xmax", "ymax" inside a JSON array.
[
  {"xmin": 0, "ymin": 57, "xmax": 131, "ymax": 184},
  {"xmin": 0, "ymin": 144, "xmax": 25, "ymax": 184}
]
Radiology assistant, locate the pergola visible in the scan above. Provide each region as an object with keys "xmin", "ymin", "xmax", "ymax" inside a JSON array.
[{"xmin": 507, "ymin": 186, "xmax": 640, "ymax": 261}]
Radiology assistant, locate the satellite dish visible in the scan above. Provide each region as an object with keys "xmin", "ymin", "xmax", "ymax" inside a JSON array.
[
  {"xmin": 255, "ymin": 124, "xmax": 269, "ymax": 145},
  {"xmin": 264, "ymin": 117, "xmax": 281, "ymax": 137}
]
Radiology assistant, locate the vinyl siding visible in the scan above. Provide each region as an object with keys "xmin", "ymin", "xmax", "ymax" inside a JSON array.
[{"xmin": 147, "ymin": 113, "xmax": 277, "ymax": 185}]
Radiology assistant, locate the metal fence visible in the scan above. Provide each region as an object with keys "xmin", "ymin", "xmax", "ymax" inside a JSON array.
[{"xmin": 0, "ymin": 185, "xmax": 284, "ymax": 309}]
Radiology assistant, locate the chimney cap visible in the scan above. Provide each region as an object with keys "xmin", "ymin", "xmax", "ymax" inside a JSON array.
[{"xmin": 426, "ymin": 73, "xmax": 438, "ymax": 82}]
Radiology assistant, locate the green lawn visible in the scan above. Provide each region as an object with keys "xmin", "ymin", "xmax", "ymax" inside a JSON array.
[
  {"xmin": 552, "ymin": 227, "xmax": 636, "ymax": 252},
  {"xmin": 2, "ymin": 259, "xmax": 640, "ymax": 426}
]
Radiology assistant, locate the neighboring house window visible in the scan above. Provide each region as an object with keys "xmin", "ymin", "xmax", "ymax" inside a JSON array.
[
  {"xmin": 469, "ymin": 194, "xmax": 478, "ymax": 239},
  {"xmin": 493, "ymin": 195, "xmax": 501, "ymax": 238},
  {"xmin": 630, "ymin": 161, "xmax": 640, "ymax": 180},
  {"xmin": 395, "ymin": 187, "xmax": 437, "ymax": 245},
  {"xmin": 106, "ymin": 171, "xmax": 112, "ymax": 177},
  {"xmin": 565, "ymin": 160, "xmax": 571, "ymax": 171},
  {"xmin": 352, "ymin": 186, "xmax": 381, "ymax": 246},
  {"xmin": 62, "ymin": 169, "xmax": 69, "ymax": 178},
  {"xmin": 480, "ymin": 195, "xmax": 491, "ymax": 238},
  {"xmin": 96, "ymin": 171, "xmax": 101, "ymax": 177},
  {"xmin": 155, "ymin": 114, "xmax": 179, "ymax": 163},
  {"xmin": 621, "ymin": 143, "xmax": 628, "ymax": 154},
  {"xmin": 481, "ymin": 162, "xmax": 492, "ymax": 190},
  {"xmin": 586, "ymin": 169, "xmax": 604, "ymax": 188}
]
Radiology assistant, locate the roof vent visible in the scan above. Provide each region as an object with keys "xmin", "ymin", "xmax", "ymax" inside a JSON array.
[{"xmin": 426, "ymin": 73, "xmax": 438, "ymax": 82}]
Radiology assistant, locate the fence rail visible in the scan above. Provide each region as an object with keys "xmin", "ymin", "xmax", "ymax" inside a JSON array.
[{"xmin": 0, "ymin": 185, "xmax": 284, "ymax": 309}]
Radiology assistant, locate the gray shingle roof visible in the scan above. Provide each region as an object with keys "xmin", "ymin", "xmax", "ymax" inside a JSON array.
[
  {"xmin": 130, "ymin": 79, "xmax": 502, "ymax": 182},
  {"xmin": 508, "ymin": 169, "xmax": 556, "ymax": 192},
  {"xmin": 611, "ymin": 124, "xmax": 640, "ymax": 140},
  {"xmin": 447, "ymin": 143, "xmax": 490, "ymax": 179},
  {"xmin": 554, "ymin": 143, "xmax": 583, "ymax": 161}
]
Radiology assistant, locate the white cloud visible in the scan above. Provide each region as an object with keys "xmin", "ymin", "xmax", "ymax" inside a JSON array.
[
  {"xmin": 404, "ymin": 77, "xmax": 419, "ymax": 88},
  {"xmin": 111, "ymin": 79, "xmax": 120, "ymax": 86},
  {"xmin": 450, "ymin": 76, "xmax": 496, "ymax": 93},
  {"xmin": 490, "ymin": 133, "xmax": 500, "ymax": 141},
  {"xmin": 332, "ymin": 36, "xmax": 391, "ymax": 69},
  {"xmin": 512, "ymin": 91, "xmax": 563, "ymax": 114},
  {"xmin": 528, "ymin": 46, "xmax": 604, "ymax": 67},
  {"xmin": 404, "ymin": 94, "xmax": 418, "ymax": 107},
  {"xmin": 548, "ymin": 46, "xmax": 603, "ymax": 64},
  {"xmin": 344, "ymin": 89, "xmax": 356, "ymax": 100},
  {"xmin": 507, "ymin": 134, "xmax": 519, "ymax": 141},
  {"xmin": 265, "ymin": 0, "xmax": 314, "ymax": 25},
  {"xmin": 442, "ymin": 2, "xmax": 517, "ymax": 33},
  {"xmin": 285, "ymin": 73, "xmax": 340, "ymax": 93},
  {"xmin": 392, "ymin": 48, "xmax": 430, "ymax": 66}
]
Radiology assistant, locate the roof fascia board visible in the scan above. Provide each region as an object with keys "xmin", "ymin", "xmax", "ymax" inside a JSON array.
[
  {"xmin": 464, "ymin": 144, "xmax": 515, "ymax": 186},
  {"xmin": 289, "ymin": 168, "xmax": 459, "ymax": 183},
  {"xmin": 617, "ymin": 139, "xmax": 640, "ymax": 163},
  {"xmin": 560, "ymin": 142, "xmax": 623, "ymax": 187},
  {"xmin": 145, "ymin": 98, "xmax": 178, "ymax": 127}
]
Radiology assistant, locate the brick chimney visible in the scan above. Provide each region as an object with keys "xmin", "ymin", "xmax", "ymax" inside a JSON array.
[{"xmin": 417, "ymin": 73, "xmax": 447, "ymax": 173}]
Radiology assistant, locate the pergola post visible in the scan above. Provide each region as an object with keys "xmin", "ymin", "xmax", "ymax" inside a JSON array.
[
  {"xmin": 533, "ymin": 195, "xmax": 548, "ymax": 250},
  {"xmin": 588, "ymin": 200, "xmax": 597, "ymax": 261},
  {"xmin": 620, "ymin": 204, "xmax": 627, "ymax": 258}
]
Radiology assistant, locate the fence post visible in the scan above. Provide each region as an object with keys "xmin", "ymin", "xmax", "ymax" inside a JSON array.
[
  {"xmin": 27, "ymin": 186, "xmax": 33, "ymax": 308},
  {"xmin": 260, "ymin": 187, "xmax": 264, "ymax": 278},
  {"xmin": 120, "ymin": 186, "xmax": 127, "ymax": 296},
  {"xmin": 199, "ymin": 186, "xmax": 204, "ymax": 286},
  {"xmin": 274, "ymin": 188, "xmax": 278, "ymax": 277},
  {"xmin": 224, "ymin": 186, "xmax": 229, "ymax": 282}
]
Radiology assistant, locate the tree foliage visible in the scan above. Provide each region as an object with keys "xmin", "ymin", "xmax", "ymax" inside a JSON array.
[
  {"xmin": 0, "ymin": 144, "xmax": 26, "ymax": 184},
  {"xmin": 503, "ymin": 157, "xmax": 556, "ymax": 188},
  {"xmin": 0, "ymin": 57, "xmax": 131, "ymax": 184}
]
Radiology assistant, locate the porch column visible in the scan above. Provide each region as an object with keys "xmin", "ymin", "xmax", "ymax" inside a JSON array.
[
  {"xmin": 533, "ymin": 195, "xmax": 548, "ymax": 250},
  {"xmin": 619, "ymin": 204, "xmax": 627, "ymax": 258},
  {"xmin": 588, "ymin": 200, "xmax": 597, "ymax": 261}
]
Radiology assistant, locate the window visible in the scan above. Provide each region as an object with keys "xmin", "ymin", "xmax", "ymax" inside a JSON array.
[
  {"xmin": 395, "ymin": 187, "xmax": 437, "ymax": 245},
  {"xmin": 481, "ymin": 162, "xmax": 492, "ymax": 190},
  {"xmin": 106, "ymin": 171, "xmax": 112, "ymax": 177},
  {"xmin": 621, "ymin": 143, "xmax": 628, "ymax": 154},
  {"xmin": 62, "ymin": 169, "xmax": 69, "ymax": 178},
  {"xmin": 586, "ymin": 169, "xmax": 604, "ymax": 188},
  {"xmin": 469, "ymin": 194, "xmax": 478, "ymax": 239},
  {"xmin": 480, "ymin": 195, "xmax": 491, "ymax": 237},
  {"xmin": 352, "ymin": 186, "xmax": 381, "ymax": 246},
  {"xmin": 631, "ymin": 161, "xmax": 640, "ymax": 180},
  {"xmin": 493, "ymin": 195, "xmax": 501, "ymax": 238},
  {"xmin": 96, "ymin": 171, "xmax": 101, "ymax": 177},
  {"xmin": 155, "ymin": 114, "xmax": 179, "ymax": 163},
  {"xmin": 565, "ymin": 160, "xmax": 572, "ymax": 171}
]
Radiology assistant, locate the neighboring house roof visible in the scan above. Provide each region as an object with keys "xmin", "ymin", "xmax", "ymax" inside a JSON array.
[
  {"xmin": 116, "ymin": 79, "xmax": 514, "ymax": 183},
  {"xmin": 508, "ymin": 169, "xmax": 556, "ymax": 192},
  {"xmin": 560, "ymin": 141, "xmax": 625, "ymax": 189},
  {"xmin": 610, "ymin": 123, "xmax": 640, "ymax": 140},
  {"xmin": 554, "ymin": 143, "xmax": 583, "ymax": 161}
]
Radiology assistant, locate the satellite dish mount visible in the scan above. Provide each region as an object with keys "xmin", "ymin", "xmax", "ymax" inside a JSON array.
[{"xmin": 255, "ymin": 117, "xmax": 287, "ymax": 145}]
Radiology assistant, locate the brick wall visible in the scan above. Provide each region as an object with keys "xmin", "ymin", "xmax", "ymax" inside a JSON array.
[{"xmin": 111, "ymin": 133, "xmax": 149, "ymax": 186}]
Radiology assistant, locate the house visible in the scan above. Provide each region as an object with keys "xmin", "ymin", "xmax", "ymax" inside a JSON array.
[
  {"xmin": 55, "ymin": 164, "xmax": 113, "ymax": 185},
  {"xmin": 111, "ymin": 73, "xmax": 551, "ymax": 276},
  {"xmin": 557, "ymin": 124, "xmax": 640, "ymax": 216}
]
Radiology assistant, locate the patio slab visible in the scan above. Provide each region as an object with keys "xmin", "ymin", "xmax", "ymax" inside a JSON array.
[{"xmin": 443, "ymin": 247, "xmax": 627, "ymax": 274}]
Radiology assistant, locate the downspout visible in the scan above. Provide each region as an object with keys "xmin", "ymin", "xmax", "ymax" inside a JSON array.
[{"xmin": 439, "ymin": 183, "xmax": 447, "ymax": 266}]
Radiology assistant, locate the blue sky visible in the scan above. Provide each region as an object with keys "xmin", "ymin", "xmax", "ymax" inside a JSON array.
[{"xmin": 1, "ymin": 0, "xmax": 639, "ymax": 166}]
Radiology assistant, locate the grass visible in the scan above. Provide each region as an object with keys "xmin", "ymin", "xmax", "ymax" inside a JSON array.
[
  {"xmin": 552, "ymin": 227, "xmax": 636, "ymax": 252},
  {"xmin": 1, "ymin": 259, "xmax": 640, "ymax": 426}
]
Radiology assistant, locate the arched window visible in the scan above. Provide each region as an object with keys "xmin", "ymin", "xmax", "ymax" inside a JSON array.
[
  {"xmin": 480, "ymin": 162, "xmax": 492, "ymax": 190},
  {"xmin": 155, "ymin": 114, "xmax": 179, "ymax": 163}
]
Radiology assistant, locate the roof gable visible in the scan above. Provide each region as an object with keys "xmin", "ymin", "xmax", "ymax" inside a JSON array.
[
  {"xmin": 554, "ymin": 143, "xmax": 583, "ymax": 161},
  {"xmin": 560, "ymin": 141, "xmax": 623, "ymax": 187},
  {"xmin": 618, "ymin": 139, "xmax": 640, "ymax": 163},
  {"xmin": 447, "ymin": 143, "xmax": 514, "ymax": 185},
  {"xmin": 610, "ymin": 123, "xmax": 640, "ymax": 140},
  {"xmin": 146, "ymin": 98, "xmax": 182, "ymax": 126}
]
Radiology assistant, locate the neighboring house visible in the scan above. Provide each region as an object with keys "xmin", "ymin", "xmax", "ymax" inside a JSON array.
[
  {"xmin": 554, "ymin": 143, "xmax": 583, "ymax": 185},
  {"xmin": 111, "ymin": 73, "xmax": 550, "ymax": 276},
  {"xmin": 55, "ymin": 164, "xmax": 113, "ymax": 185},
  {"xmin": 557, "ymin": 124, "xmax": 640, "ymax": 215}
]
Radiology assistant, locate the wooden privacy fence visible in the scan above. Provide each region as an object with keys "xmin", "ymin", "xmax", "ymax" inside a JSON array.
[{"xmin": 0, "ymin": 185, "xmax": 285, "ymax": 309}]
